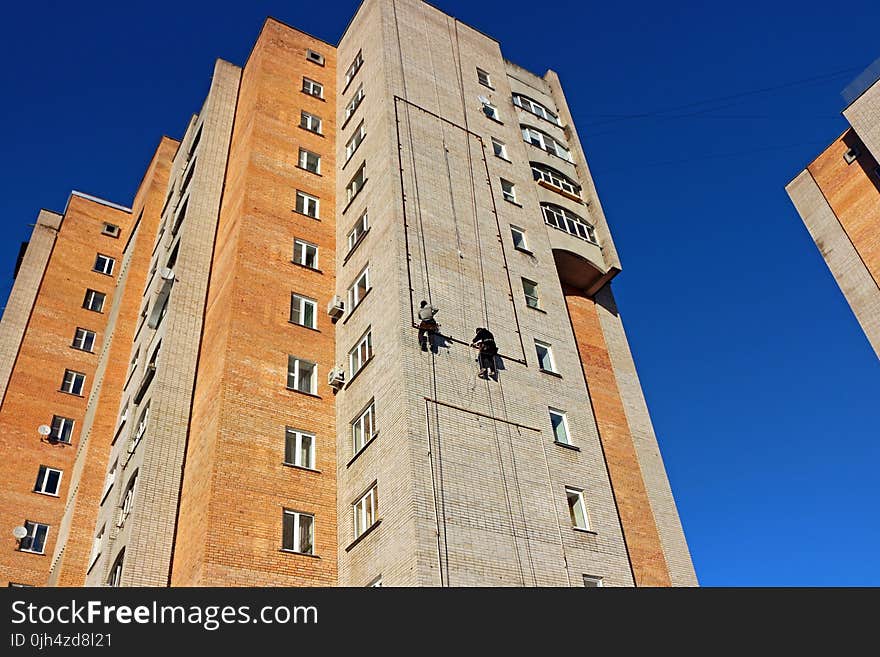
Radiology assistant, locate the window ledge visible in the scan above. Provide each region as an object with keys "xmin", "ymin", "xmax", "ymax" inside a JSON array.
[
  {"xmin": 288, "ymin": 320, "xmax": 321, "ymax": 333},
  {"xmin": 297, "ymin": 126, "xmax": 324, "ymax": 138},
  {"xmin": 295, "ymin": 165, "xmax": 323, "ymax": 177},
  {"xmin": 484, "ymin": 115, "xmax": 504, "ymax": 125},
  {"xmin": 341, "ymin": 178, "xmax": 368, "ymax": 215},
  {"xmin": 342, "ymin": 227, "xmax": 371, "ymax": 266},
  {"xmin": 514, "ymin": 246, "xmax": 534, "ymax": 256},
  {"xmin": 279, "ymin": 549, "xmax": 321, "ymax": 559},
  {"xmin": 572, "ymin": 527, "xmax": 597, "ymax": 536},
  {"xmin": 301, "ymin": 92, "xmax": 326, "ymax": 102},
  {"xmin": 341, "ymin": 287, "xmax": 372, "ymax": 325},
  {"xmin": 285, "ymin": 387, "xmax": 322, "ymax": 400},
  {"xmin": 70, "ymin": 346, "xmax": 96, "ymax": 354},
  {"xmin": 289, "ymin": 261, "xmax": 323, "ymax": 275},
  {"xmin": 292, "ymin": 210, "xmax": 321, "ymax": 221},
  {"xmin": 504, "ymin": 198, "xmax": 523, "ymax": 208},
  {"xmin": 345, "ymin": 518, "xmax": 382, "ymax": 552},
  {"xmin": 282, "ymin": 463, "xmax": 322, "ymax": 474},
  {"xmin": 539, "ymin": 369, "xmax": 562, "ymax": 379},
  {"xmin": 527, "ymin": 305, "xmax": 547, "ymax": 314},
  {"xmin": 92, "ymin": 270, "xmax": 115, "ymax": 277},
  {"xmin": 59, "ymin": 390, "xmax": 85, "ymax": 398},
  {"xmin": 18, "ymin": 550, "xmax": 46, "ymax": 556},
  {"xmin": 495, "ymin": 155, "xmax": 512, "ymax": 163},
  {"xmin": 554, "ymin": 441, "xmax": 580, "ymax": 452},
  {"xmin": 34, "ymin": 491, "xmax": 60, "ymax": 497},
  {"xmin": 346, "ymin": 433, "xmax": 379, "ymax": 468},
  {"xmin": 344, "ymin": 355, "xmax": 374, "ymax": 390}
]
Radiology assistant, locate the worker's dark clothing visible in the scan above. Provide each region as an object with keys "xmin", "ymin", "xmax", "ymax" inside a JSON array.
[
  {"xmin": 418, "ymin": 304, "xmax": 440, "ymax": 350},
  {"xmin": 471, "ymin": 328, "xmax": 498, "ymax": 375}
]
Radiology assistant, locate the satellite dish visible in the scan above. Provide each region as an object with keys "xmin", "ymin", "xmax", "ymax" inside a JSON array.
[
  {"xmin": 12, "ymin": 526, "xmax": 27, "ymax": 540},
  {"xmin": 159, "ymin": 267, "xmax": 175, "ymax": 281},
  {"xmin": 478, "ymin": 95, "xmax": 490, "ymax": 105},
  {"xmin": 37, "ymin": 425, "xmax": 51, "ymax": 436}
]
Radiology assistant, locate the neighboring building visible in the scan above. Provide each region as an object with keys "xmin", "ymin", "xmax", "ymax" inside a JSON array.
[
  {"xmin": 0, "ymin": 0, "xmax": 696, "ymax": 588},
  {"xmin": 787, "ymin": 61, "xmax": 880, "ymax": 359}
]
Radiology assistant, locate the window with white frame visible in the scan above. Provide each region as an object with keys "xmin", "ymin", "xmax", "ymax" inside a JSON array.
[
  {"xmin": 50, "ymin": 415, "xmax": 75, "ymax": 444},
  {"xmin": 83, "ymin": 289, "xmax": 106, "ymax": 312},
  {"xmin": 302, "ymin": 77, "xmax": 323, "ymax": 98},
  {"xmin": 541, "ymin": 203, "xmax": 597, "ymax": 244},
  {"xmin": 549, "ymin": 408, "xmax": 571, "ymax": 445},
  {"xmin": 352, "ymin": 400, "xmax": 375, "ymax": 455},
  {"xmin": 107, "ymin": 551, "xmax": 124, "ymax": 587},
  {"xmin": 101, "ymin": 222, "xmax": 121, "ymax": 237},
  {"xmin": 477, "ymin": 68, "xmax": 492, "ymax": 88},
  {"xmin": 531, "ymin": 162, "xmax": 582, "ymax": 197},
  {"xmin": 93, "ymin": 253, "xmax": 115, "ymax": 276},
  {"xmin": 353, "ymin": 484, "xmax": 378, "ymax": 539},
  {"xmin": 535, "ymin": 340, "xmax": 556, "ymax": 372},
  {"xmin": 346, "ymin": 164, "xmax": 366, "ymax": 204},
  {"xmin": 306, "ymin": 49, "xmax": 325, "ymax": 65},
  {"xmin": 347, "ymin": 211, "xmax": 369, "ymax": 253},
  {"xmin": 566, "ymin": 487, "xmax": 590, "ymax": 530},
  {"xmin": 34, "ymin": 466, "xmax": 62, "ymax": 496},
  {"xmin": 72, "ymin": 327, "xmax": 96, "ymax": 352},
  {"xmin": 295, "ymin": 190, "xmax": 320, "ymax": 218},
  {"xmin": 513, "ymin": 93, "xmax": 561, "ymax": 125},
  {"xmin": 298, "ymin": 148, "xmax": 321, "ymax": 174},
  {"xmin": 522, "ymin": 278, "xmax": 540, "ymax": 309},
  {"xmin": 349, "ymin": 328, "xmax": 373, "ymax": 379},
  {"xmin": 345, "ymin": 85, "xmax": 365, "ymax": 124},
  {"xmin": 522, "ymin": 126, "xmax": 572, "ymax": 162},
  {"xmin": 287, "ymin": 356, "xmax": 317, "ymax": 395},
  {"xmin": 284, "ymin": 428, "xmax": 316, "ymax": 470},
  {"xmin": 293, "ymin": 239, "xmax": 319, "ymax": 269},
  {"xmin": 19, "ymin": 521, "xmax": 49, "ymax": 554},
  {"xmin": 61, "ymin": 370, "xmax": 86, "ymax": 396},
  {"xmin": 118, "ymin": 472, "xmax": 137, "ymax": 527},
  {"xmin": 510, "ymin": 225, "xmax": 528, "ymax": 251},
  {"xmin": 347, "ymin": 266, "xmax": 370, "ymax": 311},
  {"xmin": 501, "ymin": 179, "xmax": 517, "ymax": 203},
  {"xmin": 282, "ymin": 510, "xmax": 314, "ymax": 555},
  {"xmin": 300, "ymin": 110, "xmax": 322, "ymax": 134},
  {"xmin": 88, "ymin": 525, "xmax": 104, "ymax": 571},
  {"xmin": 492, "ymin": 138, "xmax": 508, "ymax": 160},
  {"xmin": 102, "ymin": 459, "xmax": 117, "ymax": 501},
  {"xmin": 345, "ymin": 122, "xmax": 366, "ymax": 162},
  {"xmin": 290, "ymin": 293, "xmax": 317, "ymax": 329},
  {"xmin": 583, "ymin": 575, "xmax": 603, "ymax": 587},
  {"xmin": 344, "ymin": 50, "xmax": 364, "ymax": 89},
  {"xmin": 843, "ymin": 147, "xmax": 860, "ymax": 164},
  {"xmin": 130, "ymin": 403, "xmax": 149, "ymax": 454},
  {"xmin": 481, "ymin": 99, "xmax": 500, "ymax": 121}
]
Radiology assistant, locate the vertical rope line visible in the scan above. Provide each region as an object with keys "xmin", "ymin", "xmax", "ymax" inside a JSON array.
[{"xmin": 424, "ymin": 400, "xmax": 445, "ymax": 586}]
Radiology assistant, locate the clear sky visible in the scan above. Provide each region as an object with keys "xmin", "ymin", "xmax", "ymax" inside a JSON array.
[{"xmin": 1, "ymin": 0, "xmax": 878, "ymax": 586}]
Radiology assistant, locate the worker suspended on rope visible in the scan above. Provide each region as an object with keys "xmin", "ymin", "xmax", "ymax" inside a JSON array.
[
  {"xmin": 471, "ymin": 327, "xmax": 498, "ymax": 379},
  {"xmin": 417, "ymin": 300, "xmax": 440, "ymax": 352}
]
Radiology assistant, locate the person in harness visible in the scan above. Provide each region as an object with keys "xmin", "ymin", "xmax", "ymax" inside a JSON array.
[
  {"xmin": 417, "ymin": 300, "xmax": 440, "ymax": 352},
  {"xmin": 471, "ymin": 327, "xmax": 498, "ymax": 379}
]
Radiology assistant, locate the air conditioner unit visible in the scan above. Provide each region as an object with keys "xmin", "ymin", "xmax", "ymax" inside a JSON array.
[
  {"xmin": 328, "ymin": 366, "xmax": 345, "ymax": 390},
  {"xmin": 327, "ymin": 296, "xmax": 345, "ymax": 321}
]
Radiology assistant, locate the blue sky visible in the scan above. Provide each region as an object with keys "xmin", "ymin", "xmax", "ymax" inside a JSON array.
[{"xmin": 1, "ymin": 1, "xmax": 878, "ymax": 586}]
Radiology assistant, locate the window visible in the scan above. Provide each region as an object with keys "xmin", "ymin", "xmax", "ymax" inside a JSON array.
[
  {"xmin": 302, "ymin": 77, "xmax": 323, "ymax": 98},
  {"xmin": 295, "ymin": 191, "xmax": 320, "ymax": 218},
  {"xmin": 481, "ymin": 99, "xmax": 500, "ymax": 121},
  {"xmin": 19, "ymin": 521, "xmax": 49, "ymax": 554},
  {"xmin": 171, "ymin": 197, "xmax": 188, "ymax": 236},
  {"xmin": 127, "ymin": 349, "xmax": 139, "ymax": 383},
  {"xmin": 102, "ymin": 459, "xmax": 117, "ymax": 501},
  {"xmin": 368, "ymin": 577, "xmax": 383, "ymax": 587},
  {"xmin": 352, "ymin": 401, "xmax": 376, "ymax": 455},
  {"xmin": 102, "ymin": 223, "xmax": 121, "ymax": 237},
  {"xmin": 345, "ymin": 122, "xmax": 366, "ymax": 162},
  {"xmin": 843, "ymin": 147, "xmax": 860, "ymax": 164},
  {"xmin": 298, "ymin": 148, "xmax": 321, "ymax": 174},
  {"xmin": 349, "ymin": 328, "xmax": 373, "ymax": 378},
  {"xmin": 583, "ymin": 575, "xmax": 603, "ymax": 587},
  {"xmin": 72, "ymin": 327, "xmax": 96, "ymax": 352},
  {"xmin": 180, "ymin": 158, "xmax": 196, "ymax": 196},
  {"xmin": 346, "ymin": 164, "xmax": 366, "ymax": 205},
  {"xmin": 300, "ymin": 111, "xmax": 322, "ymax": 134},
  {"xmin": 344, "ymin": 50, "xmax": 364, "ymax": 89},
  {"xmin": 306, "ymin": 49, "xmax": 325, "ymax": 65},
  {"xmin": 61, "ymin": 370, "xmax": 85, "ymax": 396},
  {"xmin": 83, "ymin": 289, "xmax": 106, "ymax": 312},
  {"xmin": 293, "ymin": 239, "xmax": 319, "ymax": 269},
  {"xmin": 347, "ymin": 211, "xmax": 369, "ymax": 253},
  {"xmin": 93, "ymin": 254, "xmax": 115, "ymax": 276},
  {"xmin": 535, "ymin": 340, "xmax": 556, "ymax": 372},
  {"xmin": 510, "ymin": 226, "xmax": 528, "ymax": 251},
  {"xmin": 282, "ymin": 510, "xmax": 314, "ymax": 555},
  {"xmin": 513, "ymin": 93, "xmax": 561, "ymax": 125},
  {"xmin": 107, "ymin": 551, "xmax": 124, "ymax": 587},
  {"xmin": 130, "ymin": 403, "xmax": 149, "ymax": 454},
  {"xmin": 290, "ymin": 293, "xmax": 317, "ymax": 329},
  {"xmin": 531, "ymin": 162, "xmax": 582, "ymax": 197},
  {"xmin": 34, "ymin": 466, "xmax": 62, "ymax": 496},
  {"xmin": 549, "ymin": 409, "xmax": 571, "ymax": 445},
  {"xmin": 353, "ymin": 485, "xmax": 378, "ymax": 539},
  {"xmin": 522, "ymin": 126, "xmax": 572, "ymax": 162},
  {"xmin": 522, "ymin": 278, "xmax": 540, "ymax": 309},
  {"xmin": 188, "ymin": 124, "xmax": 202, "ymax": 158},
  {"xmin": 345, "ymin": 85, "xmax": 365, "ymax": 123},
  {"xmin": 118, "ymin": 472, "xmax": 137, "ymax": 527},
  {"xmin": 541, "ymin": 204, "xmax": 597, "ymax": 244},
  {"xmin": 284, "ymin": 428, "xmax": 316, "ymax": 470},
  {"xmin": 50, "ymin": 415, "xmax": 75, "ymax": 444},
  {"xmin": 566, "ymin": 487, "xmax": 590, "ymax": 530},
  {"xmin": 348, "ymin": 266, "xmax": 371, "ymax": 311},
  {"xmin": 492, "ymin": 138, "xmax": 508, "ymax": 160},
  {"xmin": 476, "ymin": 68, "xmax": 492, "ymax": 88},
  {"xmin": 501, "ymin": 179, "xmax": 517, "ymax": 203},
  {"xmin": 166, "ymin": 242, "xmax": 179, "ymax": 269},
  {"xmin": 88, "ymin": 525, "xmax": 105, "ymax": 571},
  {"xmin": 287, "ymin": 356, "xmax": 317, "ymax": 395}
]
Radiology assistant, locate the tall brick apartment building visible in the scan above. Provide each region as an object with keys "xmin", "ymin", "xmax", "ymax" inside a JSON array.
[
  {"xmin": 0, "ymin": 0, "xmax": 696, "ymax": 587},
  {"xmin": 787, "ymin": 64, "xmax": 880, "ymax": 359}
]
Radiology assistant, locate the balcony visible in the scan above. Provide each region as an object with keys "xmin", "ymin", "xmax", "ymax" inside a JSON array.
[
  {"xmin": 542, "ymin": 204, "xmax": 617, "ymax": 293},
  {"xmin": 132, "ymin": 364, "xmax": 155, "ymax": 404}
]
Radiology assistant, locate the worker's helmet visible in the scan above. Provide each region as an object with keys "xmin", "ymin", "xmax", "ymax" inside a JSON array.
[{"xmin": 420, "ymin": 300, "xmax": 428, "ymax": 307}]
